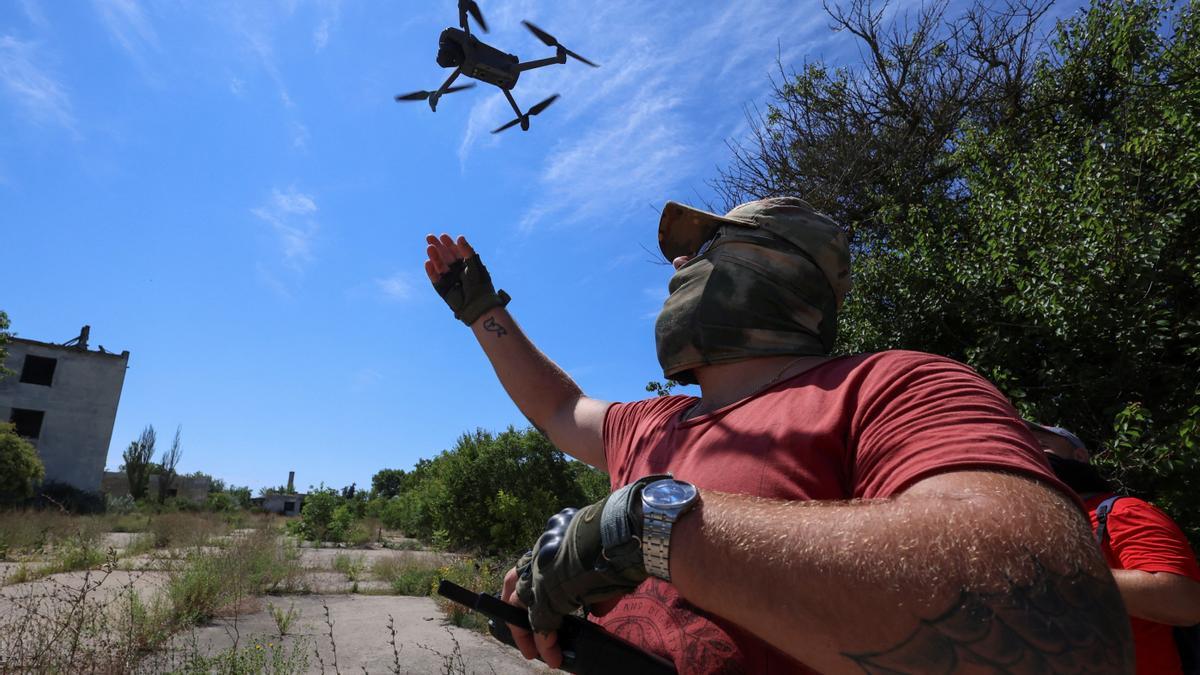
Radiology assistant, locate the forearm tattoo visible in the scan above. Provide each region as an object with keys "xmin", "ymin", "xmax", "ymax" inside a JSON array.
[
  {"xmin": 844, "ymin": 557, "xmax": 1132, "ymax": 674},
  {"xmin": 483, "ymin": 316, "xmax": 507, "ymax": 338}
]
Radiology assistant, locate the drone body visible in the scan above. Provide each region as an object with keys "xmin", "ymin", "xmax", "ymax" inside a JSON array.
[
  {"xmin": 436, "ymin": 28, "xmax": 520, "ymax": 90},
  {"xmin": 396, "ymin": 0, "xmax": 597, "ymax": 134}
]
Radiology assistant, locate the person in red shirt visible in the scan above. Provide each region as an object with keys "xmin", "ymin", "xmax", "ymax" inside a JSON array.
[
  {"xmin": 425, "ymin": 197, "xmax": 1132, "ymax": 673},
  {"xmin": 1031, "ymin": 423, "xmax": 1200, "ymax": 675}
]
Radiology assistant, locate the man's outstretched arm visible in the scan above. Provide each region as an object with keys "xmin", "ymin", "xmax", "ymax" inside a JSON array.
[
  {"xmin": 424, "ymin": 233, "xmax": 610, "ymax": 470},
  {"xmin": 668, "ymin": 470, "xmax": 1133, "ymax": 674}
]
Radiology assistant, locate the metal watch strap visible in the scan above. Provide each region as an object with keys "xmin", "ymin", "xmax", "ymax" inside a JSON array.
[
  {"xmin": 642, "ymin": 511, "xmax": 675, "ymax": 581},
  {"xmin": 600, "ymin": 475, "xmax": 669, "ymax": 571}
]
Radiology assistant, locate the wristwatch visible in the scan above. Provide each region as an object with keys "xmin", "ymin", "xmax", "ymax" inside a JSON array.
[{"xmin": 640, "ymin": 477, "xmax": 699, "ymax": 581}]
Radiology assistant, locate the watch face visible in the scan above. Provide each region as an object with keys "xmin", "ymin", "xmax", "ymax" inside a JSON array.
[{"xmin": 643, "ymin": 479, "xmax": 698, "ymax": 509}]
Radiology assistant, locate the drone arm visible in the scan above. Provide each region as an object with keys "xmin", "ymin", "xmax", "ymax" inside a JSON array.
[
  {"xmin": 502, "ymin": 88, "xmax": 524, "ymax": 119},
  {"xmin": 429, "ymin": 68, "xmax": 463, "ymax": 112},
  {"xmin": 514, "ymin": 52, "xmax": 567, "ymax": 73}
]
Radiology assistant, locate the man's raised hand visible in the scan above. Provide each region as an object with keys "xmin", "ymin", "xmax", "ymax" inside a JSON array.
[{"xmin": 424, "ymin": 233, "xmax": 511, "ymax": 327}]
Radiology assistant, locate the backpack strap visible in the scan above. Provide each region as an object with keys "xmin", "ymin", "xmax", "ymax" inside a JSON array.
[{"xmin": 1094, "ymin": 495, "xmax": 1126, "ymax": 546}]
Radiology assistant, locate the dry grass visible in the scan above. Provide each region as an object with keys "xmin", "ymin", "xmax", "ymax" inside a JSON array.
[{"xmin": 0, "ymin": 511, "xmax": 489, "ymax": 673}]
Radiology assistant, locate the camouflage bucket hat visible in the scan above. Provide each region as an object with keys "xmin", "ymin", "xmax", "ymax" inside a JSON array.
[{"xmin": 658, "ymin": 197, "xmax": 851, "ymax": 308}]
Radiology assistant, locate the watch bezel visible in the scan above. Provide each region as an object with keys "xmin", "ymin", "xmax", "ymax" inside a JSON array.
[{"xmin": 642, "ymin": 478, "xmax": 698, "ymax": 511}]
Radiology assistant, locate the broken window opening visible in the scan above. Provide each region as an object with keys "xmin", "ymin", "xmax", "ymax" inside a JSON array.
[
  {"xmin": 283, "ymin": 501, "xmax": 296, "ymax": 514},
  {"xmin": 10, "ymin": 408, "xmax": 46, "ymax": 439},
  {"xmin": 19, "ymin": 355, "xmax": 57, "ymax": 386}
]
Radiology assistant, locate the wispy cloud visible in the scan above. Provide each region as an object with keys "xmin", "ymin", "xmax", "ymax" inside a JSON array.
[
  {"xmin": 456, "ymin": 0, "xmax": 832, "ymax": 232},
  {"xmin": 92, "ymin": 0, "xmax": 160, "ymax": 59},
  {"xmin": 20, "ymin": 0, "xmax": 48, "ymax": 28},
  {"xmin": 375, "ymin": 272, "xmax": 414, "ymax": 302},
  {"xmin": 0, "ymin": 35, "xmax": 76, "ymax": 133},
  {"xmin": 313, "ymin": 0, "xmax": 342, "ymax": 52},
  {"xmin": 350, "ymin": 367, "xmax": 383, "ymax": 393},
  {"xmin": 290, "ymin": 120, "xmax": 310, "ymax": 150},
  {"xmin": 252, "ymin": 188, "xmax": 320, "ymax": 269}
]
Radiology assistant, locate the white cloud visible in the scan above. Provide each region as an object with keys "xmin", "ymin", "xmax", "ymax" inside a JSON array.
[
  {"xmin": 20, "ymin": 0, "xmax": 48, "ymax": 28},
  {"xmin": 375, "ymin": 272, "xmax": 414, "ymax": 301},
  {"xmin": 313, "ymin": 1, "xmax": 342, "ymax": 52},
  {"xmin": 92, "ymin": 0, "xmax": 159, "ymax": 57},
  {"xmin": 313, "ymin": 20, "xmax": 332, "ymax": 50},
  {"xmin": 290, "ymin": 120, "xmax": 310, "ymax": 150},
  {"xmin": 252, "ymin": 188, "xmax": 320, "ymax": 268},
  {"xmin": 455, "ymin": 0, "xmax": 833, "ymax": 232},
  {"xmin": 0, "ymin": 35, "xmax": 76, "ymax": 132}
]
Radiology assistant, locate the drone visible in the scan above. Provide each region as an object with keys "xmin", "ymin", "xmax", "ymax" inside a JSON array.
[{"xmin": 395, "ymin": 0, "xmax": 598, "ymax": 133}]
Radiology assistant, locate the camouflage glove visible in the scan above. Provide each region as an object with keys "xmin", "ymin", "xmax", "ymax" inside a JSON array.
[
  {"xmin": 432, "ymin": 253, "xmax": 511, "ymax": 326},
  {"xmin": 515, "ymin": 475, "xmax": 668, "ymax": 633}
]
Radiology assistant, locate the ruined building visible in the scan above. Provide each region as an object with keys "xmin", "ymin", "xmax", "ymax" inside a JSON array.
[{"xmin": 0, "ymin": 326, "xmax": 129, "ymax": 493}]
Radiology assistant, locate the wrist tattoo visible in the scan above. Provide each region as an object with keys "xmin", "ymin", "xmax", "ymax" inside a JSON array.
[
  {"xmin": 483, "ymin": 316, "xmax": 507, "ymax": 338},
  {"xmin": 843, "ymin": 557, "xmax": 1131, "ymax": 673}
]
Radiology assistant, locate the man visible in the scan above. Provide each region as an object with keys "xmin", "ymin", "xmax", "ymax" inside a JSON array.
[
  {"xmin": 1030, "ymin": 423, "xmax": 1200, "ymax": 675},
  {"xmin": 425, "ymin": 197, "xmax": 1132, "ymax": 674}
]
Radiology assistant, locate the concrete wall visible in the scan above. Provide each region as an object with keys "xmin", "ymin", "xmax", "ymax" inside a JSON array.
[
  {"xmin": 258, "ymin": 493, "xmax": 305, "ymax": 516},
  {"xmin": 101, "ymin": 472, "xmax": 212, "ymax": 504},
  {"xmin": 0, "ymin": 338, "xmax": 129, "ymax": 493}
]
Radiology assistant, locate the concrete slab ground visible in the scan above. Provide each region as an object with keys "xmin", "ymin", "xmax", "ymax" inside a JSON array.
[
  {"xmin": 0, "ymin": 568, "xmax": 172, "ymax": 616},
  {"xmin": 100, "ymin": 531, "xmax": 150, "ymax": 553},
  {"xmin": 296, "ymin": 546, "xmax": 453, "ymax": 570},
  {"xmin": 176, "ymin": 594, "xmax": 549, "ymax": 674}
]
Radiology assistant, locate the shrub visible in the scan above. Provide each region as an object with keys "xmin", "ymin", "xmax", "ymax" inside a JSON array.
[
  {"xmin": 205, "ymin": 491, "xmax": 238, "ymax": 512},
  {"xmin": 148, "ymin": 512, "xmax": 225, "ymax": 549},
  {"xmin": 432, "ymin": 557, "xmax": 505, "ymax": 631},
  {"xmin": 293, "ymin": 486, "xmax": 339, "ymax": 542},
  {"xmin": 332, "ymin": 553, "xmax": 366, "ymax": 582},
  {"xmin": 105, "ymin": 494, "xmax": 137, "ymax": 515},
  {"xmin": 0, "ymin": 423, "xmax": 44, "ymax": 503}
]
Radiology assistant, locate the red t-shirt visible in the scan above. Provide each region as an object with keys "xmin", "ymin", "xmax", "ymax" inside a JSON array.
[
  {"xmin": 597, "ymin": 350, "xmax": 1072, "ymax": 674},
  {"xmin": 1086, "ymin": 493, "xmax": 1200, "ymax": 675}
]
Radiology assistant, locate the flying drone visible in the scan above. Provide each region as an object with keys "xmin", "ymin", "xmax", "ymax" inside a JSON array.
[{"xmin": 395, "ymin": 0, "xmax": 598, "ymax": 133}]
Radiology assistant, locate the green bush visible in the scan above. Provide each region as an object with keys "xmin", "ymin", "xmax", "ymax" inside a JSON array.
[
  {"xmin": 204, "ymin": 492, "xmax": 238, "ymax": 512},
  {"xmin": 292, "ymin": 486, "xmax": 339, "ymax": 542},
  {"xmin": 388, "ymin": 564, "xmax": 440, "ymax": 597},
  {"xmin": 384, "ymin": 427, "xmax": 607, "ymax": 553},
  {"xmin": 0, "ymin": 423, "xmax": 44, "ymax": 503},
  {"xmin": 432, "ymin": 557, "xmax": 505, "ymax": 631}
]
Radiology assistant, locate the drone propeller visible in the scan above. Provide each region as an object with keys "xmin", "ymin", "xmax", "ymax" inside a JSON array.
[
  {"xmin": 394, "ymin": 83, "xmax": 475, "ymax": 102},
  {"xmin": 459, "ymin": 0, "xmax": 488, "ymax": 33},
  {"xmin": 492, "ymin": 94, "xmax": 559, "ymax": 133},
  {"xmin": 522, "ymin": 21, "xmax": 598, "ymax": 67}
]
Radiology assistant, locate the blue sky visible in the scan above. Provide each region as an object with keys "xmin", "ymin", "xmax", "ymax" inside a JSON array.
[{"xmin": 1, "ymin": 0, "xmax": 1081, "ymax": 493}]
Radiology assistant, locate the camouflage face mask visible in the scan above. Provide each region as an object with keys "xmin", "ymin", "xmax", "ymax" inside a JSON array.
[{"xmin": 653, "ymin": 197, "xmax": 850, "ymax": 385}]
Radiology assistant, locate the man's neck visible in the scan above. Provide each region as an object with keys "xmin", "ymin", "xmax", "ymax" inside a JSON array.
[{"xmin": 688, "ymin": 355, "xmax": 829, "ymax": 418}]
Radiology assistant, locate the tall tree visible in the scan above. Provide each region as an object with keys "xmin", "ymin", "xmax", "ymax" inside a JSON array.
[
  {"xmin": 714, "ymin": 0, "xmax": 1051, "ymax": 240},
  {"xmin": 715, "ymin": 0, "xmax": 1200, "ymax": 541},
  {"xmin": 157, "ymin": 425, "xmax": 183, "ymax": 503},
  {"xmin": 123, "ymin": 425, "xmax": 156, "ymax": 501},
  {"xmin": 371, "ymin": 468, "xmax": 408, "ymax": 498},
  {"xmin": 0, "ymin": 311, "xmax": 12, "ymax": 380}
]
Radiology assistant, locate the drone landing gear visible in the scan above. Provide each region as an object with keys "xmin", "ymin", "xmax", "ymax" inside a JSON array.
[
  {"xmin": 394, "ymin": 68, "xmax": 475, "ymax": 110},
  {"xmin": 492, "ymin": 89, "xmax": 559, "ymax": 134},
  {"xmin": 429, "ymin": 68, "xmax": 463, "ymax": 112}
]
